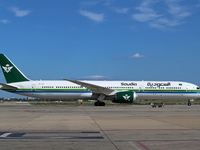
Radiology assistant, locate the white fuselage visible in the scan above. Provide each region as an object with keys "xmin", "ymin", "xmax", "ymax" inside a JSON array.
[{"xmin": 7, "ymin": 80, "xmax": 200, "ymax": 100}]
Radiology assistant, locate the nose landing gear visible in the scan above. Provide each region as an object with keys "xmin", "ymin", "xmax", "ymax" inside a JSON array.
[{"xmin": 188, "ymin": 99, "xmax": 193, "ymax": 106}]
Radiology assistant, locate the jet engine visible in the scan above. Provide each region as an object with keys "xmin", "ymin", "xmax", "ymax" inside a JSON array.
[{"xmin": 112, "ymin": 91, "xmax": 137, "ymax": 103}]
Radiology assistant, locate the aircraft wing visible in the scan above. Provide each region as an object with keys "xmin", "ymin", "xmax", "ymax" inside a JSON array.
[
  {"xmin": 62, "ymin": 78, "xmax": 117, "ymax": 96},
  {"xmin": 0, "ymin": 83, "xmax": 18, "ymax": 90}
]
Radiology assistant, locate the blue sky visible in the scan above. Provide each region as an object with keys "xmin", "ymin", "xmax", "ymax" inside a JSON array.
[{"xmin": 0, "ymin": 0, "xmax": 200, "ymax": 98}]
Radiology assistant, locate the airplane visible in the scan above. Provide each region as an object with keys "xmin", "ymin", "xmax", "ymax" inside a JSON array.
[{"xmin": 0, "ymin": 53, "xmax": 200, "ymax": 106}]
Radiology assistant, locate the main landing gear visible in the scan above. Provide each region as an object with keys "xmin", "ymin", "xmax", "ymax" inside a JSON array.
[
  {"xmin": 94, "ymin": 101, "xmax": 105, "ymax": 106},
  {"xmin": 94, "ymin": 94, "xmax": 106, "ymax": 106}
]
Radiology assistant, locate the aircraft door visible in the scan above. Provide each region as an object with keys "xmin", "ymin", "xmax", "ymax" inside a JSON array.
[
  {"xmin": 139, "ymin": 83, "xmax": 144, "ymax": 91},
  {"xmin": 186, "ymin": 86, "xmax": 191, "ymax": 92},
  {"xmin": 32, "ymin": 84, "xmax": 37, "ymax": 91}
]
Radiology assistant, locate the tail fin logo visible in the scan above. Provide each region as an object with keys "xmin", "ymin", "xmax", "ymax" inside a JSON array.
[{"xmin": 2, "ymin": 64, "xmax": 13, "ymax": 73}]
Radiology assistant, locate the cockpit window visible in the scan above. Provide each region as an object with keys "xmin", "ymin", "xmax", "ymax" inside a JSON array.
[{"xmin": 197, "ymin": 87, "xmax": 200, "ymax": 89}]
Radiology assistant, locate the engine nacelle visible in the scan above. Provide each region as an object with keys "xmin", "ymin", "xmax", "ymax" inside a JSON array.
[{"xmin": 113, "ymin": 91, "xmax": 136, "ymax": 103}]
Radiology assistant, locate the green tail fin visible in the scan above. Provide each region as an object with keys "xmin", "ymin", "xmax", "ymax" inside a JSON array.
[{"xmin": 0, "ymin": 54, "xmax": 30, "ymax": 83}]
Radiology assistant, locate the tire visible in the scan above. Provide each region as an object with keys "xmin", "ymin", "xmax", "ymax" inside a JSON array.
[
  {"xmin": 100, "ymin": 102, "xmax": 105, "ymax": 106},
  {"xmin": 94, "ymin": 102, "xmax": 100, "ymax": 106}
]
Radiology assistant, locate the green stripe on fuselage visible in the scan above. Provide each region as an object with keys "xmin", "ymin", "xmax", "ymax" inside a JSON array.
[{"xmin": 3, "ymin": 88, "xmax": 200, "ymax": 93}]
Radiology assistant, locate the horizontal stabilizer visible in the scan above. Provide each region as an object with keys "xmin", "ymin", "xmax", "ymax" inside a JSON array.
[{"xmin": 0, "ymin": 83, "xmax": 18, "ymax": 90}]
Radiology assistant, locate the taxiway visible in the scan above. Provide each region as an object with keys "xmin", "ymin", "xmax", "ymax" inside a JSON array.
[{"xmin": 0, "ymin": 102, "xmax": 200, "ymax": 150}]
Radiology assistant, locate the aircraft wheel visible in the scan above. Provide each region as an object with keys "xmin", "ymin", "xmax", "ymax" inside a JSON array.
[
  {"xmin": 100, "ymin": 102, "xmax": 105, "ymax": 106},
  {"xmin": 94, "ymin": 102, "xmax": 100, "ymax": 106},
  {"xmin": 94, "ymin": 101, "xmax": 105, "ymax": 106},
  {"xmin": 188, "ymin": 102, "xmax": 191, "ymax": 106}
]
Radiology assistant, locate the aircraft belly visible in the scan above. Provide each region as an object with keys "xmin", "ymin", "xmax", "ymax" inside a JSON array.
[
  {"xmin": 12, "ymin": 91, "xmax": 93, "ymax": 100},
  {"xmin": 34, "ymin": 93, "xmax": 93, "ymax": 100},
  {"xmin": 136, "ymin": 92, "xmax": 200, "ymax": 100}
]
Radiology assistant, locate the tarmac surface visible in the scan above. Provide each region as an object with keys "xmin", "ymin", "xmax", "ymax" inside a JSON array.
[{"xmin": 0, "ymin": 102, "xmax": 200, "ymax": 150}]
